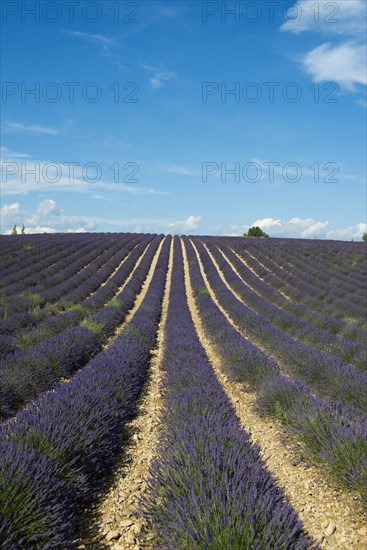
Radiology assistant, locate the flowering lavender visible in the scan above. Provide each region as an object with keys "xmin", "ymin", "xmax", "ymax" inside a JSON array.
[
  {"xmin": 139, "ymin": 237, "xmax": 317, "ymax": 549},
  {"xmin": 191, "ymin": 238, "xmax": 367, "ymax": 414},
  {"xmin": 184, "ymin": 237, "xmax": 367, "ymax": 506},
  {"xmin": 0, "ymin": 236, "xmax": 170, "ymax": 548},
  {"xmin": 0, "ymin": 236, "xmax": 164, "ymax": 420}
]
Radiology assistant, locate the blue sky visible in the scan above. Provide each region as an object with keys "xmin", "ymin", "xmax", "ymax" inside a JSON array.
[{"xmin": 1, "ymin": 0, "xmax": 366, "ymax": 238}]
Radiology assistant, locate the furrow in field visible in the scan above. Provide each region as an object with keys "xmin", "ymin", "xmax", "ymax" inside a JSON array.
[
  {"xmin": 227, "ymin": 244, "xmax": 294, "ymax": 302},
  {"xmin": 242, "ymin": 247, "xmax": 367, "ymax": 336},
  {"xmin": 79, "ymin": 238, "xmax": 173, "ymax": 550},
  {"xmin": 0, "ymin": 237, "xmax": 171, "ymax": 549},
  {"xmin": 0, "ymin": 238, "xmax": 162, "ymax": 420},
  {"xmin": 182, "ymin": 238, "xmax": 367, "ymax": 550},
  {"xmin": 195, "ymin": 239, "xmax": 367, "ymax": 413},
  {"xmin": 190, "ymin": 239, "xmax": 293, "ymax": 378},
  {"xmin": 228, "ymin": 244, "xmax": 367, "ymax": 348},
  {"xmin": 245, "ymin": 247, "xmax": 367, "ymax": 316},
  {"xmin": 6, "ymin": 236, "xmax": 146, "ymax": 349},
  {"xmin": 206, "ymin": 242, "xmax": 366, "ymax": 368},
  {"xmin": 0, "ymin": 236, "xmax": 129, "ymax": 332},
  {"xmin": 1, "ymin": 235, "xmax": 110, "ymax": 298}
]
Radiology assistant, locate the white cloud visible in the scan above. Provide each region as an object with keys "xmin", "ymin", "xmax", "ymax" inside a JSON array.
[
  {"xmin": 37, "ymin": 199, "xmax": 59, "ymax": 216},
  {"xmin": 356, "ymin": 98, "xmax": 367, "ymax": 108},
  {"xmin": 253, "ymin": 217, "xmax": 330, "ymax": 237},
  {"xmin": 229, "ymin": 217, "xmax": 366, "ymax": 240},
  {"xmin": 281, "ymin": 0, "xmax": 366, "ymax": 92},
  {"xmin": 141, "ymin": 64, "xmax": 175, "ymax": 89},
  {"xmin": 0, "ymin": 200, "xmax": 98, "ymax": 234},
  {"xmin": 1, "ymin": 202, "xmax": 21, "ymax": 225},
  {"xmin": 281, "ymin": 0, "xmax": 366, "ymax": 36},
  {"xmin": 326, "ymin": 222, "xmax": 367, "ymax": 239},
  {"xmin": 251, "ymin": 217, "xmax": 283, "ymax": 229},
  {"xmin": 12, "ymin": 225, "xmax": 58, "ymax": 235},
  {"xmin": 7, "ymin": 122, "xmax": 58, "ymax": 135},
  {"xmin": 300, "ymin": 220, "xmax": 330, "ymax": 237},
  {"xmin": 168, "ymin": 215, "xmax": 201, "ymax": 233},
  {"xmin": 304, "ymin": 42, "xmax": 366, "ymax": 89}
]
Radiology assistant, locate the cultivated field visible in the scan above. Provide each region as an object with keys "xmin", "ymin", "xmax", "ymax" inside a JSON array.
[{"xmin": 0, "ymin": 233, "xmax": 366, "ymax": 549}]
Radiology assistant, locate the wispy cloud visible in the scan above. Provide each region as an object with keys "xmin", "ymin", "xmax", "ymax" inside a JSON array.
[
  {"xmin": 6, "ymin": 122, "xmax": 58, "ymax": 135},
  {"xmin": 0, "ymin": 146, "xmax": 30, "ymax": 158},
  {"xmin": 356, "ymin": 98, "xmax": 367, "ymax": 109},
  {"xmin": 67, "ymin": 31, "xmax": 123, "ymax": 69},
  {"xmin": 154, "ymin": 163, "xmax": 201, "ymax": 176},
  {"xmin": 1, "ymin": 148, "xmax": 167, "ymax": 196},
  {"xmin": 141, "ymin": 64, "xmax": 175, "ymax": 89}
]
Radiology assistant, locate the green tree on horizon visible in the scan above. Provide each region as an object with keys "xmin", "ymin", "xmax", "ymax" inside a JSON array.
[{"xmin": 244, "ymin": 226, "xmax": 269, "ymax": 238}]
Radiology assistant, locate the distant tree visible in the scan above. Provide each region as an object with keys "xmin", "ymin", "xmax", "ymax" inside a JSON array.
[
  {"xmin": 363, "ymin": 232, "xmax": 367, "ymax": 242},
  {"xmin": 21, "ymin": 224, "xmax": 25, "ymax": 234},
  {"xmin": 244, "ymin": 226, "xmax": 269, "ymax": 238},
  {"xmin": 11, "ymin": 224, "xmax": 17, "ymax": 235}
]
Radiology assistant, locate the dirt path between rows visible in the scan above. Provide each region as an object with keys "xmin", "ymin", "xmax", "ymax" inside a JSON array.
[
  {"xmin": 99, "ymin": 240, "xmax": 159, "ymax": 352},
  {"xmin": 77, "ymin": 237, "xmax": 173, "ymax": 550},
  {"xmin": 195, "ymin": 241, "xmax": 295, "ymax": 380},
  {"xmin": 243, "ymin": 248, "xmax": 296, "ymax": 302},
  {"xmin": 182, "ymin": 238, "xmax": 367, "ymax": 550},
  {"xmin": 225, "ymin": 245, "xmax": 294, "ymax": 303}
]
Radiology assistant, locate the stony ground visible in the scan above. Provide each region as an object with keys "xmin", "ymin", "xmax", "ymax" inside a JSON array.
[{"xmin": 77, "ymin": 237, "xmax": 367, "ymax": 550}]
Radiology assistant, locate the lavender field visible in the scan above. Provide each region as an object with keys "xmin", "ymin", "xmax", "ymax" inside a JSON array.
[{"xmin": 0, "ymin": 232, "xmax": 366, "ymax": 549}]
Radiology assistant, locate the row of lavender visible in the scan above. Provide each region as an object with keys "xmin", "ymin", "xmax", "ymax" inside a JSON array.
[
  {"xmin": 0, "ymin": 235, "xmax": 163, "ymax": 420},
  {"xmin": 0, "ymin": 234, "xmax": 145, "ymax": 357},
  {"xmin": 215, "ymin": 239, "xmax": 366, "ymax": 345},
  {"xmin": 0, "ymin": 233, "xmax": 135, "ymax": 323},
  {"xmin": 184, "ymin": 237, "xmax": 367, "ymax": 507},
  {"xmin": 220, "ymin": 237, "xmax": 367, "ymax": 321},
  {"xmin": 271, "ymin": 238, "xmax": 367, "ymax": 287},
  {"xmin": 1, "ymin": 234, "xmax": 114, "ymax": 301},
  {"xmin": 211, "ymin": 239, "xmax": 367, "ymax": 346},
  {"xmin": 191, "ymin": 238, "xmax": 367, "ymax": 415},
  {"xmin": 140, "ymin": 237, "xmax": 317, "ymax": 549},
  {"xmin": 0, "ymin": 236, "xmax": 120, "ymax": 346},
  {"xmin": 230, "ymin": 237, "xmax": 366, "ymax": 303},
  {"xmin": 0, "ymin": 233, "xmax": 147, "ymax": 345},
  {"xmin": 263, "ymin": 244, "xmax": 367, "ymax": 310},
  {"xmin": 232, "ymin": 237, "xmax": 367, "ymax": 286},
  {"xmin": 203, "ymin": 240, "xmax": 367, "ymax": 369},
  {"xmin": 0, "ymin": 237, "xmax": 171, "ymax": 548}
]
